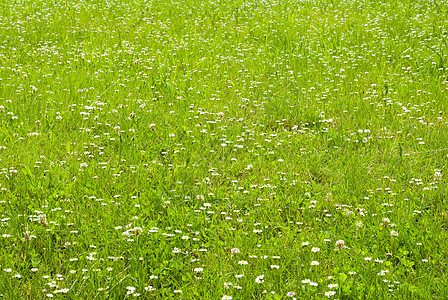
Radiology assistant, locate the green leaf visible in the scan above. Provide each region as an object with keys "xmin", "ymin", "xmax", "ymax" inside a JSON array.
[
  {"xmin": 339, "ymin": 273, "xmax": 348, "ymax": 282},
  {"xmin": 409, "ymin": 285, "xmax": 418, "ymax": 292}
]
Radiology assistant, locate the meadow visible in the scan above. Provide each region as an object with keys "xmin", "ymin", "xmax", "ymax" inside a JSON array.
[{"xmin": 0, "ymin": 0, "xmax": 448, "ymax": 298}]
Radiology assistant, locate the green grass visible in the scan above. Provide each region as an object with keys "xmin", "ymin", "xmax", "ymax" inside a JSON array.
[{"xmin": 1, "ymin": 0, "xmax": 448, "ymax": 298}]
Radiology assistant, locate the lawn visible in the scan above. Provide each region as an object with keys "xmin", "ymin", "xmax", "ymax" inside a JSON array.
[{"xmin": 0, "ymin": 0, "xmax": 448, "ymax": 298}]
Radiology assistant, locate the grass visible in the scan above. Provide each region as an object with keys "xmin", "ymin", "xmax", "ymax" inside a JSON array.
[{"xmin": 0, "ymin": 0, "xmax": 448, "ymax": 298}]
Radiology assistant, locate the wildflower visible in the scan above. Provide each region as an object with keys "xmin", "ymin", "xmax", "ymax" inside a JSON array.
[
  {"xmin": 325, "ymin": 291, "xmax": 336, "ymax": 297},
  {"xmin": 328, "ymin": 283, "xmax": 338, "ymax": 289},
  {"xmin": 287, "ymin": 291, "xmax": 296, "ymax": 297},
  {"xmin": 310, "ymin": 261, "xmax": 319, "ymax": 266},
  {"xmin": 194, "ymin": 268, "xmax": 203, "ymax": 272},
  {"xmin": 301, "ymin": 279, "xmax": 311, "ymax": 284},
  {"xmin": 144, "ymin": 286, "xmax": 156, "ymax": 291},
  {"xmin": 309, "ymin": 282, "xmax": 318, "ymax": 286},
  {"xmin": 255, "ymin": 275, "xmax": 265, "ymax": 283},
  {"xmin": 390, "ymin": 230, "xmax": 398, "ymax": 237},
  {"xmin": 311, "ymin": 247, "xmax": 320, "ymax": 252},
  {"xmin": 149, "ymin": 124, "xmax": 155, "ymax": 131},
  {"xmin": 335, "ymin": 240, "xmax": 345, "ymax": 249},
  {"xmin": 174, "ymin": 290, "xmax": 182, "ymax": 293},
  {"xmin": 231, "ymin": 248, "xmax": 240, "ymax": 254},
  {"xmin": 238, "ymin": 260, "xmax": 248, "ymax": 265},
  {"xmin": 222, "ymin": 296, "xmax": 232, "ymax": 300},
  {"xmin": 133, "ymin": 227, "xmax": 143, "ymax": 236}
]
